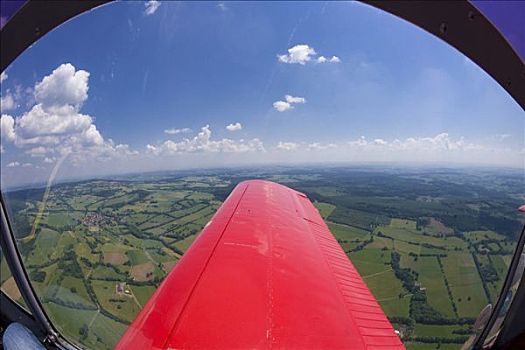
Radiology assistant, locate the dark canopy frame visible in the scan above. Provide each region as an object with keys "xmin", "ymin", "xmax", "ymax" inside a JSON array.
[{"xmin": 1, "ymin": 1, "xmax": 523, "ymax": 349}]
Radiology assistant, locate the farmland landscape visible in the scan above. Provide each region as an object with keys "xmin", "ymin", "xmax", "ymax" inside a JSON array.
[{"xmin": 1, "ymin": 165, "xmax": 524, "ymax": 350}]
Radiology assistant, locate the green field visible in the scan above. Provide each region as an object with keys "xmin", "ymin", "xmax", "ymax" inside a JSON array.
[
  {"xmin": 174, "ymin": 234, "xmax": 198, "ymax": 252},
  {"xmin": 414, "ymin": 324, "xmax": 470, "ymax": 338},
  {"xmin": 91, "ymin": 280, "xmax": 141, "ymax": 322},
  {"xmin": 465, "ymin": 230, "xmax": 506, "ymax": 243},
  {"xmin": 377, "ymin": 219, "xmax": 467, "ymax": 250},
  {"xmin": 406, "ymin": 343, "xmax": 464, "ymax": 350},
  {"xmin": 45, "ymin": 212, "xmax": 79, "ymax": 228},
  {"xmin": 25, "ymin": 228, "xmax": 60, "ymax": 265},
  {"xmin": 402, "ymin": 256, "xmax": 455, "ymax": 317},
  {"xmin": 313, "ymin": 202, "xmax": 336, "ymax": 219},
  {"xmin": 349, "ymin": 249, "xmax": 391, "ymax": 276},
  {"xmin": 442, "ymin": 252, "xmax": 488, "ymax": 318},
  {"xmin": 365, "ymin": 269, "xmax": 410, "ymax": 317},
  {"xmin": 126, "ymin": 249, "xmax": 149, "ymax": 265},
  {"xmin": 46, "ymin": 302, "xmax": 127, "ymax": 350},
  {"xmin": 130, "ymin": 285, "xmax": 157, "ymax": 306},
  {"xmin": 328, "ymin": 222, "xmax": 370, "ymax": 242},
  {"xmin": 137, "ymin": 214, "xmax": 175, "ymax": 229},
  {"xmin": 55, "ymin": 276, "xmax": 95, "ymax": 308}
]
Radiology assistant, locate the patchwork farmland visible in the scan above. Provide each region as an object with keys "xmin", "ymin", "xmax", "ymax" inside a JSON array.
[{"xmin": 1, "ymin": 167, "xmax": 523, "ymax": 349}]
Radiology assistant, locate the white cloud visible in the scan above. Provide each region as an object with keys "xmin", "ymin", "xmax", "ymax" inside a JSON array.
[
  {"xmin": 226, "ymin": 122, "xmax": 242, "ymax": 131},
  {"xmin": 164, "ymin": 127, "xmax": 192, "ymax": 135},
  {"xmin": 307, "ymin": 142, "xmax": 337, "ymax": 151},
  {"xmin": 217, "ymin": 2, "xmax": 228, "ymax": 11},
  {"xmin": 273, "ymin": 101, "xmax": 292, "ymax": 112},
  {"xmin": 34, "ymin": 63, "xmax": 89, "ymax": 110},
  {"xmin": 278, "ymin": 45, "xmax": 340, "ymax": 65},
  {"xmin": 272, "ymin": 133, "xmax": 507, "ymax": 159},
  {"xmin": 79, "ymin": 124, "xmax": 104, "ymax": 146},
  {"xmin": 285, "ymin": 95, "xmax": 306, "ymax": 104},
  {"xmin": 16, "ymin": 104, "xmax": 93, "ymax": 140},
  {"xmin": 1, "ymin": 114, "xmax": 16, "ymax": 142},
  {"xmin": 391, "ymin": 133, "xmax": 465, "ymax": 151},
  {"xmin": 1, "ymin": 92, "xmax": 15, "ymax": 110},
  {"xmin": 0, "ymin": 71, "xmax": 7, "ymax": 83},
  {"xmin": 1, "ymin": 64, "xmax": 138, "ymax": 168},
  {"xmin": 111, "ymin": 142, "xmax": 139, "ymax": 157},
  {"xmin": 278, "ymin": 45, "xmax": 316, "ymax": 65},
  {"xmin": 266, "ymin": 133, "xmax": 522, "ymax": 168},
  {"xmin": 348, "ymin": 136, "xmax": 368, "ymax": 147},
  {"xmin": 273, "ymin": 94, "xmax": 306, "ymax": 112},
  {"xmin": 144, "ymin": 0, "xmax": 161, "ymax": 15},
  {"xmin": 148, "ymin": 125, "xmax": 264, "ymax": 155},
  {"xmin": 277, "ymin": 141, "xmax": 299, "ymax": 151},
  {"xmin": 7, "ymin": 161, "xmax": 19, "ymax": 167},
  {"xmin": 275, "ymin": 141, "xmax": 338, "ymax": 152},
  {"xmin": 16, "ymin": 64, "xmax": 94, "ymax": 149},
  {"xmin": 316, "ymin": 55, "xmax": 340, "ymax": 64},
  {"xmin": 373, "ymin": 138, "xmax": 387, "ymax": 146},
  {"xmin": 343, "ymin": 133, "xmax": 485, "ymax": 154}
]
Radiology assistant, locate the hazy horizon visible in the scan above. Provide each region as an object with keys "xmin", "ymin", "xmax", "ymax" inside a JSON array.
[{"xmin": 2, "ymin": 160, "xmax": 523, "ymax": 192}]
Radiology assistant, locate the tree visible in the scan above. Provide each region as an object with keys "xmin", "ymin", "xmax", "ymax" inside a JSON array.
[
  {"xmin": 79, "ymin": 324, "xmax": 88, "ymax": 338},
  {"xmin": 29, "ymin": 270, "xmax": 46, "ymax": 283}
]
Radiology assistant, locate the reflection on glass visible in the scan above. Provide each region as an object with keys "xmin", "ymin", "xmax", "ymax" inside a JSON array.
[
  {"xmin": 0, "ymin": 1, "xmax": 524, "ymax": 349},
  {"xmin": 0, "ymin": 244, "xmax": 28, "ymax": 310},
  {"xmin": 482, "ymin": 248, "xmax": 525, "ymax": 347}
]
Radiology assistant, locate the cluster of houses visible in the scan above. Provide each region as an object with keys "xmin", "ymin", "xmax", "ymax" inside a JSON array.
[
  {"xmin": 115, "ymin": 282, "xmax": 132, "ymax": 296},
  {"xmin": 82, "ymin": 213, "xmax": 107, "ymax": 227}
]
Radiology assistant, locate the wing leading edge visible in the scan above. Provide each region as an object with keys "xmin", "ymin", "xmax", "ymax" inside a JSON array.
[{"xmin": 116, "ymin": 180, "xmax": 404, "ymax": 349}]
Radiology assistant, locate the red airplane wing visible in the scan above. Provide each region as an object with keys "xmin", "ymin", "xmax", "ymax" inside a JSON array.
[{"xmin": 116, "ymin": 180, "xmax": 404, "ymax": 349}]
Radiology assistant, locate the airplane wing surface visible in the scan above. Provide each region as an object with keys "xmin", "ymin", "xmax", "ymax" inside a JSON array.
[{"xmin": 116, "ymin": 180, "xmax": 404, "ymax": 349}]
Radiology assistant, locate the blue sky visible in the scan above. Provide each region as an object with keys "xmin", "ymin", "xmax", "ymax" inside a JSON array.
[{"xmin": 1, "ymin": 1, "xmax": 523, "ymax": 187}]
